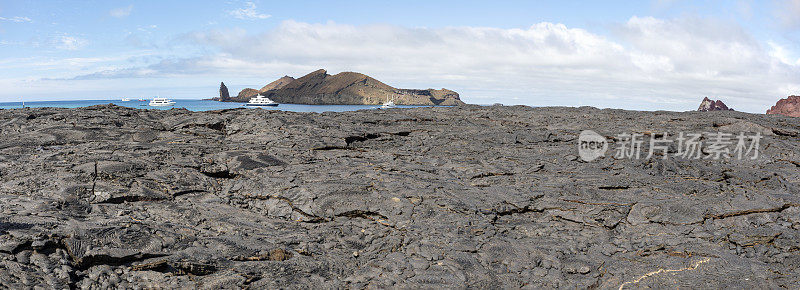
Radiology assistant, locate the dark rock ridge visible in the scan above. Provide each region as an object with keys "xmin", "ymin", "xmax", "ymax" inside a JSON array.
[
  {"xmin": 697, "ymin": 97, "xmax": 733, "ymax": 111},
  {"xmin": 219, "ymin": 82, "xmax": 230, "ymax": 101},
  {"xmin": 221, "ymin": 69, "xmax": 464, "ymax": 105},
  {"xmin": 766, "ymin": 95, "xmax": 800, "ymax": 117},
  {"xmin": 1, "ymin": 104, "xmax": 799, "ymax": 288}
]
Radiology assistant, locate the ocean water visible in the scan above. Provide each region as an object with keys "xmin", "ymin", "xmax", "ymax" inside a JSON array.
[{"xmin": 0, "ymin": 99, "xmax": 427, "ymax": 112}]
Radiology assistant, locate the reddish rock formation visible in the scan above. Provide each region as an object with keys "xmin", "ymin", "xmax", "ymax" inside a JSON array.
[
  {"xmin": 697, "ymin": 97, "xmax": 733, "ymax": 112},
  {"xmin": 766, "ymin": 95, "xmax": 800, "ymax": 117}
]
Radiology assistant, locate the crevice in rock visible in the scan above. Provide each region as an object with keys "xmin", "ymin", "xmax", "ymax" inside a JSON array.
[
  {"xmin": 201, "ymin": 170, "xmax": 237, "ymax": 179},
  {"xmin": 598, "ymin": 186, "xmax": 629, "ymax": 190},
  {"xmin": 232, "ymin": 249, "xmax": 293, "ymax": 262},
  {"xmin": 772, "ymin": 128, "xmax": 799, "ymax": 137},
  {"xmin": 312, "ymin": 146, "xmax": 356, "ymax": 151},
  {"xmin": 74, "ymin": 252, "xmax": 169, "ymax": 270},
  {"xmin": 704, "ymin": 203, "xmax": 799, "ymax": 220},
  {"xmin": 776, "ymin": 159, "xmax": 800, "ymax": 167},
  {"xmin": 470, "ymin": 172, "xmax": 514, "ymax": 180},
  {"xmin": 173, "ymin": 189, "xmax": 206, "ymax": 197},
  {"xmin": 130, "ymin": 260, "xmax": 217, "ymax": 276},
  {"xmin": 241, "ymin": 193, "xmax": 329, "ymax": 223},
  {"xmin": 7, "ymin": 240, "xmax": 33, "ymax": 254},
  {"xmin": 99, "ymin": 196, "xmax": 163, "ymax": 204},
  {"xmin": 494, "ymin": 206, "xmax": 543, "ymax": 216},
  {"xmin": 183, "ymin": 122, "xmax": 226, "ymax": 131},
  {"xmin": 344, "ymin": 133, "xmax": 381, "ymax": 145},
  {"xmin": 336, "ymin": 210, "xmax": 388, "ymax": 220},
  {"xmin": 91, "ymin": 161, "xmax": 98, "ymax": 196},
  {"xmin": 562, "ymin": 199, "xmax": 633, "ymax": 207},
  {"xmin": 0, "ymin": 222, "xmax": 35, "ymax": 237}
]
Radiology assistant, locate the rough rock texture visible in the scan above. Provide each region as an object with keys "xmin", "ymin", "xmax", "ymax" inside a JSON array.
[
  {"xmin": 767, "ymin": 95, "xmax": 800, "ymax": 117},
  {"xmin": 219, "ymin": 82, "xmax": 230, "ymax": 101},
  {"xmin": 221, "ymin": 69, "xmax": 464, "ymax": 106},
  {"xmin": 698, "ymin": 97, "xmax": 733, "ymax": 111},
  {"xmin": 260, "ymin": 76, "xmax": 295, "ymax": 93},
  {"xmin": 1, "ymin": 104, "xmax": 799, "ymax": 288}
]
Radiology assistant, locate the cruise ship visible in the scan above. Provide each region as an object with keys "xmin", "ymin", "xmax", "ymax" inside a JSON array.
[
  {"xmin": 149, "ymin": 98, "xmax": 176, "ymax": 107},
  {"xmin": 246, "ymin": 95, "xmax": 279, "ymax": 107}
]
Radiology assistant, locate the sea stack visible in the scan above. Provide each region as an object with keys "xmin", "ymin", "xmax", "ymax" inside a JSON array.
[
  {"xmin": 219, "ymin": 82, "xmax": 230, "ymax": 101},
  {"xmin": 766, "ymin": 95, "xmax": 800, "ymax": 117},
  {"xmin": 697, "ymin": 97, "xmax": 733, "ymax": 111}
]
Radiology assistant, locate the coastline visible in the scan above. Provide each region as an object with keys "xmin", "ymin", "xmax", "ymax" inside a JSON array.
[{"xmin": 0, "ymin": 99, "xmax": 438, "ymax": 113}]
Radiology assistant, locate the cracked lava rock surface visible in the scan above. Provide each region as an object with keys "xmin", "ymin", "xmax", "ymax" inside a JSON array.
[{"xmin": 0, "ymin": 104, "xmax": 799, "ymax": 288}]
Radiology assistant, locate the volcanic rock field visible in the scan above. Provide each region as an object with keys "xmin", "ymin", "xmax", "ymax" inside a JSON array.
[{"xmin": 0, "ymin": 104, "xmax": 799, "ymax": 288}]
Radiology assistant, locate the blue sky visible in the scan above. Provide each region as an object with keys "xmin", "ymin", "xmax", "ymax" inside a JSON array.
[{"xmin": 1, "ymin": 0, "xmax": 799, "ymax": 112}]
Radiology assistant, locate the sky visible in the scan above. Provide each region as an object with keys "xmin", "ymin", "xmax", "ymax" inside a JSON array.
[{"xmin": 1, "ymin": 0, "xmax": 799, "ymax": 113}]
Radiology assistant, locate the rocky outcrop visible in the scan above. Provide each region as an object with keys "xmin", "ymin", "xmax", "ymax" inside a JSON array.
[
  {"xmin": 697, "ymin": 97, "xmax": 733, "ymax": 111},
  {"xmin": 217, "ymin": 69, "xmax": 464, "ymax": 105},
  {"xmin": 263, "ymin": 69, "xmax": 464, "ymax": 105},
  {"xmin": 1, "ymin": 104, "xmax": 799, "ymax": 288},
  {"xmin": 260, "ymin": 76, "xmax": 295, "ymax": 93},
  {"xmin": 766, "ymin": 95, "xmax": 800, "ymax": 117},
  {"xmin": 219, "ymin": 82, "xmax": 230, "ymax": 101},
  {"xmin": 237, "ymin": 88, "xmax": 260, "ymax": 100}
]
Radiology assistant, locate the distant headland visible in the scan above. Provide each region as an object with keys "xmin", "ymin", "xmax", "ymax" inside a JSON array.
[{"xmin": 213, "ymin": 69, "xmax": 464, "ymax": 106}]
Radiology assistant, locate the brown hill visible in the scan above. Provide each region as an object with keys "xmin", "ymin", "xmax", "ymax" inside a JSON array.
[
  {"xmin": 766, "ymin": 95, "xmax": 800, "ymax": 117},
  {"xmin": 237, "ymin": 88, "xmax": 260, "ymax": 100},
  {"xmin": 220, "ymin": 69, "xmax": 463, "ymax": 105},
  {"xmin": 264, "ymin": 69, "xmax": 463, "ymax": 105},
  {"xmin": 260, "ymin": 76, "xmax": 294, "ymax": 92}
]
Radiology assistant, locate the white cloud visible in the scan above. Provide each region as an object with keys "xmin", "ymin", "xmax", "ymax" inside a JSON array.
[
  {"xmin": 54, "ymin": 17, "xmax": 800, "ymax": 112},
  {"xmin": 0, "ymin": 16, "xmax": 32, "ymax": 23},
  {"xmin": 768, "ymin": 41, "xmax": 800, "ymax": 66},
  {"xmin": 228, "ymin": 2, "xmax": 270, "ymax": 20},
  {"xmin": 109, "ymin": 5, "xmax": 133, "ymax": 18},
  {"xmin": 776, "ymin": 0, "xmax": 800, "ymax": 28},
  {"xmin": 54, "ymin": 35, "xmax": 88, "ymax": 50}
]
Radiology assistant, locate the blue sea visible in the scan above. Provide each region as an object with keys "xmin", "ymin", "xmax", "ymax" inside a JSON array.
[{"xmin": 0, "ymin": 99, "xmax": 426, "ymax": 112}]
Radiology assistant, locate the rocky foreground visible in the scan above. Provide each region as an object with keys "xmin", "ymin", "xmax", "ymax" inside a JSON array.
[{"xmin": 0, "ymin": 104, "xmax": 799, "ymax": 288}]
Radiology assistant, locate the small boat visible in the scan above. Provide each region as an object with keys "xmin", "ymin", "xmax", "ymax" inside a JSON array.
[
  {"xmin": 121, "ymin": 98, "xmax": 130, "ymax": 102},
  {"xmin": 380, "ymin": 100, "xmax": 396, "ymax": 109},
  {"xmin": 138, "ymin": 99, "xmax": 146, "ymax": 102},
  {"xmin": 246, "ymin": 95, "xmax": 279, "ymax": 107},
  {"xmin": 149, "ymin": 98, "xmax": 176, "ymax": 107}
]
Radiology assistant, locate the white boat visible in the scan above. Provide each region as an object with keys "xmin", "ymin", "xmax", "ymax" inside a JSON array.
[
  {"xmin": 246, "ymin": 95, "xmax": 279, "ymax": 107},
  {"xmin": 380, "ymin": 100, "xmax": 396, "ymax": 109},
  {"xmin": 149, "ymin": 98, "xmax": 176, "ymax": 107},
  {"xmin": 121, "ymin": 98, "xmax": 131, "ymax": 102}
]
